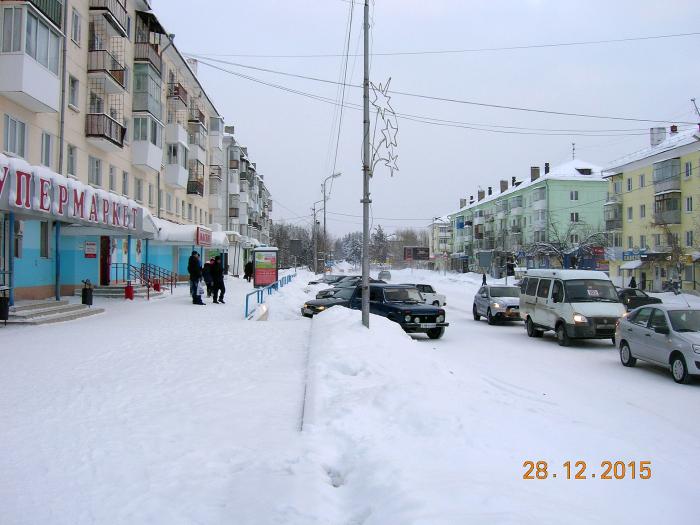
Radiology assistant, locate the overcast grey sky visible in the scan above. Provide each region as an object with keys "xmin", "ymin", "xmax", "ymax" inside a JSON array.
[{"xmin": 155, "ymin": 0, "xmax": 700, "ymax": 236}]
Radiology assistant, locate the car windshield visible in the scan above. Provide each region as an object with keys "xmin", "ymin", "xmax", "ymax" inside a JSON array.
[
  {"xmin": 489, "ymin": 286, "xmax": 520, "ymax": 297},
  {"xmin": 384, "ymin": 287, "xmax": 423, "ymax": 303},
  {"xmin": 668, "ymin": 310, "xmax": 700, "ymax": 332},
  {"xmin": 564, "ymin": 280, "xmax": 619, "ymax": 302},
  {"xmin": 333, "ymin": 287, "xmax": 356, "ymax": 300}
]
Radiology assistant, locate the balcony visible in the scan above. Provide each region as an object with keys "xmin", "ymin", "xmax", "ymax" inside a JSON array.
[
  {"xmin": 168, "ymin": 82, "xmax": 188, "ymax": 109},
  {"xmin": 509, "ymin": 205, "xmax": 523, "ymax": 216},
  {"xmin": 88, "ymin": 50, "xmax": 126, "ymax": 93},
  {"xmin": 605, "ymin": 219, "xmax": 623, "ymax": 231},
  {"xmin": 532, "ymin": 198, "xmax": 547, "ymax": 210},
  {"xmin": 510, "ymin": 224, "xmax": 522, "ymax": 233},
  {"xmin": 165, "ymin": 122, "xmax": 188, "ymax": 145},
  {"xmin": 654, "ymin": 210, "xmax": 681, "ymax": 225},
  {"xmin": 0, "ymin": 53, "xmax": 60, "ymax": 112},
  {"xmin": 85, "ymin": 113, "xmax": 125, "ymax": 151},
  {"xmin": 89, "ymin": 0, "xmax": 128, "ymax": 37},
  {"xmin": 654, "ymin": 176, "xmax": 681, "ymax": 195},
  {"xmin": 604, "ymin": 192, "xmax": 621, "ymax": 204},
  {"xmin": 473, "ymin": 216, "xmax": 485, "ymax": 226},
  {"xmin": 188, "ymin": 128, "xmax": 207, "ymax": 163},
  {"xmin": 165, "ymin": 164, "xmax": 188, "ymax": 189},
  {"xmin": 29, "ymin": 0, "xmax": 63, "ymax": 29},
  {"xmin": 134, "ymin": 42, "xmax": 162, "ymax": 75},
  {"xmin": 189, "ymin": 108, "xmax": 206, "ymax": 128},
  {"xmin": 187, "ymin": 179, "xmax": 204, "ymax": 197}
]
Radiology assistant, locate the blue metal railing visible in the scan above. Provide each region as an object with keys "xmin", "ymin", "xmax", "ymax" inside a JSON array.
[{"xmin": 244, "ymin": 272, "xmax": 297, "ymax": 319}]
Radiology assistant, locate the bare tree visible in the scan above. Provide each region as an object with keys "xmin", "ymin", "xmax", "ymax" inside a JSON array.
[{"xmin": 528, "ymin": 218, "xmax": 607, "ymax": 268}]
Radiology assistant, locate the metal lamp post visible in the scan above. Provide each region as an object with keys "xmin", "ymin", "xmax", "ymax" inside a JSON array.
[
  {"xmin": 322, "ymin": 172, "xmax": 341, "ymax": 271},
  {"xmin": 311, "ymin": 199, "xmax": 324, "ymax": 274}
]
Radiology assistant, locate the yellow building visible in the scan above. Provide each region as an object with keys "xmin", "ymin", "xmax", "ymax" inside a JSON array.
[{"xmin": 604, "ymin": 126, "xmax": 700, "ymax": 292}]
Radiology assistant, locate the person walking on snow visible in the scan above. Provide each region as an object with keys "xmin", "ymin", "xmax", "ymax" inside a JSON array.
[
  {"xmin": 211, "ymin": 256, "xmax": 226, "ymax": 304},
  {"xmin": 187, "ymin": 251, "xmax": 205, "ymax": 305},
  {"xmin": 244, "ymin": 260, "xmax": 254, "ymax": 283},
  {"xmin": 202, "ymin": 258, "xmax": 214, "ymax": 297},
  {"xmin": 629, "ymin": 276, "xmax": 637, "ymax": 289},
  {"xmin": 482, "ymin": 272, "xmax": 487, "ymax": 286}
]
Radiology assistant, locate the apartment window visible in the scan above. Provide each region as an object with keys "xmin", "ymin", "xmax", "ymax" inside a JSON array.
[
  {"xmin": 89, "ymin": 91, "xmax": 104, "ymax": 114},
  {"xmin": 570, "ymin": 190, "xmax": 579, "ymax": 201},
  {"xmin": 40, "ymin": 221, "xmax": 49, "ymax": 258},
  {"xmin": 67, "ymin": 144, "xmax": 76, "ymax": 176},
  {"xmin": 166, "ymin": 193, "xmax": 173, "ymax": 213},
  {"xmin": 109, "ymin": 165, "xmax": 116, "ymax": 191},
  {"xmin": 148, "ymin": 184, "xmax": 154, "ymax": 206},
  {"xmin": 88, "ymin": 156, "xmax": 102, "ymax": 185},
  {"xmin": 653, "ymin": 234, "xmax": 661, "ymax": 247},
  {"xmin": 194, "ymin": 206, "xmax": 198, "ymax": 223},
  {"xmin": 639, "ymin": 204, "xmax": 646, "ymax": 218},
  {"xmin": 685, "ymin": 196, "xmax": 693, "ymax": 212},
  {"xmin": 26, "ymin": 12, "xmax": 60, "ymax": 75},
  {"xmin": 134, "ymin": 178, "xmax": 143, "ymax": 201},
  {"xmin": 640, "ymin": 235, "xmax": 647, "ymax": 249},
  {"xmin": 41, "ymin": 132, "xmax": 52, "ymax": 167},
  {"xmin": 685, "ymin": 161, "xmax": 692, "ymax": 178},
  {"xmin": 626, "ymin": 178, "xmax": 632, "ymax": 192},
  {"xmin": 2, "ymin": 7, "xmax": 22, "ymax": 52},
  {"xmin": 627, "ymin": 236, "xmax": 633, "ymax": 249},
  {"xmin": 122, "ymin": 171, "xmax": 129, "ymax": 196},
  {"xmin": 3, "ymin": 114, "xmax": 26, "ymax": 157},
  {"xmin": 150, "ymin": 119, "xmax": 162, "ymax": 147},
  {"xmin": 627, "ymin": 206, "xmax": 633, "ymax": 221},
  {"xmin": 570, "ymin": 212, "xmax": 579, "ymax": 223},
  {"xmin": 570, "ymin": 234, "xmax": 579, "ymax": 244},
  {"xmin": 68, "ymin": 76, "xmax": 79, "ymax": 108},
  {"xmin": 613, "ymin": 181, "xmax": 622, "ymax": 194},
  {"xmin": 199, "ymin": 209, "xmax": 203, "ymax": 224},
  {"xmin": 188, "ymin": 203, "xmax": 193, "ymax": 220},
  {"xmin": 686, "ymin": 231, "xmax": 694, "ymax": 248},
  {"xmin": 133, "ymin": 116, "xmax": 149, "ymax": 141},
  {"xmin": 71, "ymin": 8, "xmax": 81, "ymax": 45},
  {"xmin": 639, "ymin": 173, "xmax": 645, "ymax": 188}
]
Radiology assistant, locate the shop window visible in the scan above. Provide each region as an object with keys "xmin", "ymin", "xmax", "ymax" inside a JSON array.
[{"xmin": 40, "ymin": 221, "xmax": 49, "ymax": 258}]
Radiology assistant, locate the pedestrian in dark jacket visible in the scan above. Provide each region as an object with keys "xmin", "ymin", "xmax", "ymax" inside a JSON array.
[
  {"xmin": 629, "ymin": 276, "xmax": 637, "ymax": 289},
  {"xmin": 211, "ymin": 255, "xmax": 226, "ymax": 303},
  {"xmin": 244, "ymin": 260, "xmax": 254, "ymax": 283},
  {"xmin": 187, "ymin": 251, "xmax": 205, "ymax": 305},
  {"xmin": 202, "ymin": 258, "xmax": 214, "ymax": 297},
  {"xmin": 482, "ymin": 272, "xmax": 487, "ymax": 286}
]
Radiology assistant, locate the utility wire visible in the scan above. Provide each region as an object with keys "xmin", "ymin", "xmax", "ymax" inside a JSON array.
[
  {"xmin": 188, "ymin": 31, "xmax": 700, "ymax": 59},
  {"xmin": 190, "ymin": 55, "xmax": 698, "ymax": 125}
]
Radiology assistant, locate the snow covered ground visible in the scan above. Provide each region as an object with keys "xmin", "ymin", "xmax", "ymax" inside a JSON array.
[{"xmin": 1, "ymin": 269, "xmax": 699, "ymax": 524}]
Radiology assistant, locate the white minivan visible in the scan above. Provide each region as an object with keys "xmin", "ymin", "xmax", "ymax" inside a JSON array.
[{"xmin": 519, "ymin": 269, "xmax": 626, "ymax": 346}]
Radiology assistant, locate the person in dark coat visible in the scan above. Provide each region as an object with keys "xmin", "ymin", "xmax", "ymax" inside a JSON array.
[
  {"xmin": 187, "ymin": 251, "xmax": 205, "ymax": 305},
  {"xmin": 244, "ymin": 260, "xmax": 254, "ymax": 283},
  {"xmin": 211, "ymin": 255, "xmax": 226, "ymax": 303},
  {"xmin": 629, "ymin": 276, "xmax": 637, "ymax": 289},
  {"xmin": 482, "ymin": 272, "xmax": 487, "ymax": 286},
  {"xmin": 202, "ymin": 258, "xmax": 214, "ymax": 297}
]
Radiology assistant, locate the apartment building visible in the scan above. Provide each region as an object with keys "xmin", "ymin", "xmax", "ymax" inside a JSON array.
[
  {"xmin": 448, "ymin": 160, "xmax": 607, "ymax": 276},
  {"xmin": 0, "ymin": 0, "xmax": 269, "ymax": 302},
  {"xmin": 603, "ymin": 125, "xmax": 700, "ymax": 291}
]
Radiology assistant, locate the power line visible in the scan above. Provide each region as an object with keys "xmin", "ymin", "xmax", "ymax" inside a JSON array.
[
  {"xmin": 187, "ymin": 31, "xmax": 700, "ymax": 59},
  {"xmin": 191, "ymin": 55, "xmax": 698, "ymax": 125}
]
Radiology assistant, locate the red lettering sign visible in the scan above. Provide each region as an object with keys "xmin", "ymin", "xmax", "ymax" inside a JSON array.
[
  {"xmin": 102, "ymin": 198, "xmax": 110, "ymax": 225},
  {"xmin": 131, "ymin": 207, "xmax": 138, "ymax": 230},
  {"xmin": 56, "ymin": 184, "xmax": 68, "ymax": 215},
  {"xmin": 123, "ymin": 204, "xmax": 130, "ymax": 229},
  {"xmin": 196, "ymin": 227, "xmax": 212, "ymax": 246},
  {"xmin": 14, "ymin": 170, "xmax": 31, "ymax": 209},
  {"xmin": 73, "ymin": 188, "xmax": 85, "ymax": 219},
  {"xmin": 89, "ymin": 194, "xmax": 99, "ymax": 222},
  {"xmin": 112, "ymin": 202, "xmax": 121, "ymax": 227},
  {"xmin": 38, "ymin": 177, "xmax": 51, "ymax": 212},
  {"xmin": 0, "ymin": 165, "xmax": 8, "ymax": 196}
]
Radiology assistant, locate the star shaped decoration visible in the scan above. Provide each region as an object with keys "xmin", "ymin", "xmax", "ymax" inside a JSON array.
[
  {"xmin": 370, "ymin": 77, "xmax": 394, "ymax": 121},
  {"xmin": 381, "ymin": 118, "xmax": 398, "ymax": 148},
  {"xmin": 384, "ymin": 151, "xmax": 399, "ymax": 176}
]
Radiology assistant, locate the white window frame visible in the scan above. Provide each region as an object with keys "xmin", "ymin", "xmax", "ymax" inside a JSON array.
[
  {"xmin": 639, "ymin": 173, "xmax": 645, "ymax": 188},
  {"xmin": 134, "ymin": 178, "xmax": 143, "ymax": 202},
  {"xmin": 627, "ymin": 178, "xmax": 632, "ymax": 191},
  {"xmin": 627, "ymin": 206, "xmax": 633, "ymax": 221},
  {"xmin": 686, "ymin": 230, "xmax": 694, "ymax": 248},
  {"xmin": 570, "ymin": 212, "xmax": 579, "ymax": 223},
  {"xmin": 67, "ymin": 144, "xmax": 76, "ymax": 176},
  {"xmin": 685, "ymin": 196, "xmax": 693, "ymax": 212},
  {"xmin": 639, "ymin": 204, "xmax": 646, "ymax": 219},
  {"xmin": 685, "ymin": 161, "xmax": 692, "ymax": 178},
  {"xmin": 109, "ymin": 165, "xmax": 116, "ymax": 191},
  {"xmin": 570, "ymin": 190, "xmax": 578, "ymax": 201},
  {"xmin": 122, "ymin": 171, "xmax": 129, "ymax": 196},
  {"xmin": 71, "ymin": 8, "xmax": 81, "ymax": 46},
  {"xmin": 68, "ymin": 75, "xmax": 79, "ymax": 109},
  {"xmin": 1, "ymin": 7, "xmax": 22, "ymax": 53},
  {"xmin": 41, "ymin": 132, "xmax": 52, "ymax": 168},
  {"xmin": 88, "ymin": 156, "xmax": 102, "ymax": 186},
  {"xmin": 3, "ymin": 114, "xmax": 26, "ymax": 158}
]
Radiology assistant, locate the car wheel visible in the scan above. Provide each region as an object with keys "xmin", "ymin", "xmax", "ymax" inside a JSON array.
[
  {"xmin": 487, "ymin": 308, "xmax": 497, "ymax": 325},
  {"xmin": 432, "ymin": 301, "xmax": 440, "ymax": 306},
  {"xmin": 556, "ymin": 323, "xmax": 571, "ymax": 347},
  {"xmin": 473, "ymin": 305, "xmax": 480, "ymax": 321},
  {"xmin": 526, "ymin": 317, "xmax": 542, "ymax": 338},
  {"xmin": 671, "ymin": 354, "xmax": 690, "ymax": 384},
  {"xmin": 620, "ymin": 342, "xmax": 636, "ymax": 367},
  {"xmin": 427, "ymin": 327, "xmax": 445, "ymax": 339}
]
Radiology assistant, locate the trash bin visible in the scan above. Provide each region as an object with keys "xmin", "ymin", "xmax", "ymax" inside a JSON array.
[
  {"xmin": 153, "ymin": 279, "xmax": 161, "ymax": 292},
  {"xmin": 124, "ymin": 281, "xmax": 134, "ymax": 300},
  {"xmin": 0, "ymin": 295, "xmax": 9, "ymax": 324},
  {"xmin": 81, "ymin": 279, "xmax": 93, "ymax": 306}
]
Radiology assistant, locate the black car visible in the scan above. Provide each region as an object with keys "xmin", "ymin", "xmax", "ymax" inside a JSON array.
[
  {"xmin": 303, "ymin": 284, "xmax": 449, "ymax": 339},
  {"xmin": 307, "ymin": 274, "xmax": 345, "ymax": 286},
  {"xmin": 315, "ymin": 276, "xmax": 385, "ymax": 299},
  {"xmin": 618, "ymin": 288, "xmax": 662, "ymax": 311}
]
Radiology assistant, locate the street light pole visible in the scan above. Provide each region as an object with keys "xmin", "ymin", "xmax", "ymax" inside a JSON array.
[
  {"xmin": 322, "ymin": 172, "xmax": 341, "ymax": 270},
  {"xmin": 361, "ymin": 0, "xmax": 371, "ymax": 328},
  {"xmin": 312, "ymin": 199, "xmax": 323, "ymax": 274}
]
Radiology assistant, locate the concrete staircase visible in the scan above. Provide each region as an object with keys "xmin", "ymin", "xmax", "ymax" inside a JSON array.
[
  {"xmin": 73, "ymin": 284, "xmax": 165, "ymax": 299},
  {"xmin": 7, "ymin": 300, "xmax": 105, "ymax": 325}
]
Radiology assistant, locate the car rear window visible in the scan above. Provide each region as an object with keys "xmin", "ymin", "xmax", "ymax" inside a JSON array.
[{"xmin": 525, "ymin": 278, "xmax": 539, "ymax": 296}]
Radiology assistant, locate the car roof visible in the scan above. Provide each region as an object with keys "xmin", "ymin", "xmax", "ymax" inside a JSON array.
[
  {"xmin": 632, "ymin": 303, "xmax": 696, "ymax": 312},
  {"xmin": 523, "ymin": 269, "xmax": 611, "ymax": 280},
  {"xmin": 370, "ymin": 283, "xmax": 415, "ymax": 288}
]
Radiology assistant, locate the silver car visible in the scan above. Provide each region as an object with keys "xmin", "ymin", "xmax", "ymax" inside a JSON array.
[
  {"xmin": 473, "ymin": 285, "xmax": 522, "ymax": 325},
  {"xmin": 616, "ymin": 304, "xmax": 700, "ymax": 384}
]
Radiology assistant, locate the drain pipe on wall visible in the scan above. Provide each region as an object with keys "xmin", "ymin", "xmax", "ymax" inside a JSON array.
[{"xmin": 55, "ymin": 1, "xmax": 70, "ymax": 302}]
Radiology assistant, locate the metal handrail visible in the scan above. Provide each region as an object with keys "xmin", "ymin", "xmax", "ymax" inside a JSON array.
[
  {"xmin": 140, "ymin": 263, "xmax": 176, "ymax": 294},
  {"xmin": 244, "ymin": 273, "xmax": 297, "ymax": 319}
]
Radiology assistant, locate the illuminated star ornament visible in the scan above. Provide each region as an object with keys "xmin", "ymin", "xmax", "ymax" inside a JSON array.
[{"xmin": 370, "ymin": 77, "xmax": 399, "ymax": 177}]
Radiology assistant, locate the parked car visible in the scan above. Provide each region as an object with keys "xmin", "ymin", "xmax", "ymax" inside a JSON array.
[
  {"xmin": 301, "ymin": 286, "xmax": 357, "ymax": 317},
  {"xmin": 616, "ymin": 305, "xmax": 700, "ymax": 384},
  {"xmin": 315, "ymin": 276, "xmax": 385, "ymax": 299},
  {"xmin": 378, "ymin": 270, "xmax": 392, "ymax": 281},
  {"xmin": 307, "ymin": 274, "xmax": 344, "ymax": 286},
  {"xmin": 519, "ymin": 269, "xmax": 625, "ymax": 346},
  {"xmin": 617, "ymin": 288, "xmax": 662, "ymax": 311},
  {"xmin": 473, "ymin": 285, "xmax": 521, "ymax": 324},
  {"xmin": 403, "ymin": 283, "xmax": 447, "ymax": 306},
  {"xmin": 303, "ymin": 284, "xmax": 449, "ymax": 339}
]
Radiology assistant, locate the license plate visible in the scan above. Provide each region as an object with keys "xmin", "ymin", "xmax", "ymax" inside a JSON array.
[
  {"xmin": 302, "ymin": 308, "xmax": 314, "ymax": 315},
  {"xmin": 420, "ymin": 323, "xmax": 437, "ymax": 328}
]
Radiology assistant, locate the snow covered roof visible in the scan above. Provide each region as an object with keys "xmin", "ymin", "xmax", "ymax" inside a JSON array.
[
  {"xmin": 604, "ymin": 127, "xmax": 700, "ymax": 173},
  {"xmin": 448, "ymin": 158, "xmax": 604, "ymax": 217},
  {"xmin": 151, "ymin": 217, "xmax": 229, "ymax": 248}
]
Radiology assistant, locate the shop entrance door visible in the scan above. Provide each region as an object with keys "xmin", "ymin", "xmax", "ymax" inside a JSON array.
[{"xmin": 100, "ymin": 236, "xmax": 111, "ymax": 286}]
